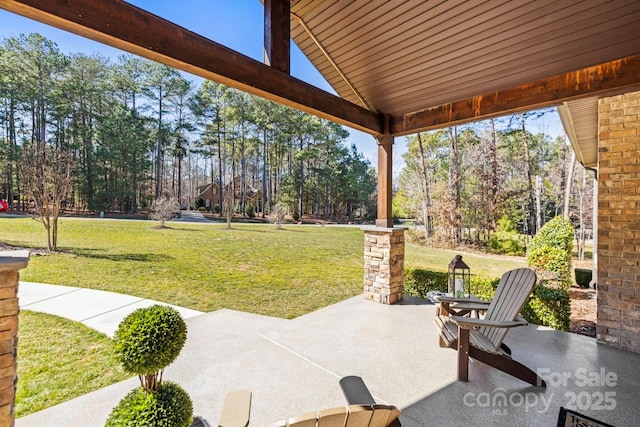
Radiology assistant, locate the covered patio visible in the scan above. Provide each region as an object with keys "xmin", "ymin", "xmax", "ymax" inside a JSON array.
[
  {"xmin": 2, "ymin": 1, "xmax": 640, "ymax": 426},
  {"xmin": 15, "ymin": 295, "xmax": 640, "ymax": 427}
]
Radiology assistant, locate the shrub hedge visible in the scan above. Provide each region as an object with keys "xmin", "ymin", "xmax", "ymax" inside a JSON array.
[
  {"xmin": 526, "ymin": 216, "xmax": 574, "ymax": 289},
  {"xmin": 404, "ymin": 267, "xmax": 571, "ymax": 331}
]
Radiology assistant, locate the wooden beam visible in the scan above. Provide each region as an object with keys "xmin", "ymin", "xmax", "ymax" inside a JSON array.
[
  {"xmin": 391, "ymin": 55, "xmax": 640, "ymax": 136},
  {"xmin": 376, "ymin": 133, "xmax": 394, "ymax": 229},
  {"xmin": 264, "ymin": 0, "xmax": 290, "ymax": 74},
  {"xmin": 0, "ymin": 0, "xmax": 382, "ymax": 135}
]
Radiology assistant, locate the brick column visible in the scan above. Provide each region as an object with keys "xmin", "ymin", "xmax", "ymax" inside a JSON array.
[
  {"xmin": 363, "ymin": 227, "xmax": 404, "ymax": 304},
  {"xmin": 597, "ymin": 91, "xmax": 640, "ymax": 353},
  {"xmin": 0, "ymin": 251, "xmax": 29, "ymax": 427}
]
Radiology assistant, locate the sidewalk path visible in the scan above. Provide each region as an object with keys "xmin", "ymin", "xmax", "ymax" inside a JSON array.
[
  {"xmin": 173, "ymin": 210, "xmax": 211, "ymax": 223},
  {"xmin": 19, "ymin": 282, "xmax": 203, "ymax": 337}
]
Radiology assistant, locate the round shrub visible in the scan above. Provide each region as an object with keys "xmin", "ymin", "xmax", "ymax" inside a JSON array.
[
  {"xmin": 114, "ymin": 305, "xmax": 187, "ymax": 377},
  {"xmin": 106, "ymin": 381, "xmax": 193, "ymax": 427},
  {"xmin": 527, "ymin": 216, "xmax": 574, "ymax": 254}
]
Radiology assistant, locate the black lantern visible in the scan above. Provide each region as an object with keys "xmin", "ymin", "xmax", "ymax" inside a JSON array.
[{"xmin": 448, "ymin": 255, "xmax": 471, "ymax": 297}]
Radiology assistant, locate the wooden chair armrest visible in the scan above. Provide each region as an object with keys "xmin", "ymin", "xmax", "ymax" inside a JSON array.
[
  {"xmin": 447, "ymin": 302, "xmax": 490, "ymax": 312},
  {"xmin": 339, "ymin": 376, "xmax": 376, "ymax": 405},
  {"xmin": 219, "ymin": 389, "xmax": 252, "ymax": 427},
  {"xmin": 450, "ymin": 315, "xmax": 528, "ymax": 329}
]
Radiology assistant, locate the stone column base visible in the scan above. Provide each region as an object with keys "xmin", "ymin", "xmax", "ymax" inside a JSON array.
[
  {"xmin": 0, "ymin": 251, "xmax": 30, "ymax": 427},
  {"xmin": 363, "ymin": 227, "xmax": 405, "ymax": 304}
]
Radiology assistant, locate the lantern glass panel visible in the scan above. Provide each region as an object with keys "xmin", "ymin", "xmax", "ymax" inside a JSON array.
[{"xmin": 448, "ymin": 255, "xmax": 471, "ymax": 297}]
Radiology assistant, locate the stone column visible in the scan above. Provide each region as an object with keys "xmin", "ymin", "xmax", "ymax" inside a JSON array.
[
  {"xmin": 0, "ymin": 250, "xmax": 29, "ymax": 427},
  {"xmin": 363, "ymin": 227, "xmax": 404, "ymax": 304}
]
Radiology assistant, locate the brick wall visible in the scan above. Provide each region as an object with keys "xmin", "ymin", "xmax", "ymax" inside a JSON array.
[
  {"xmin": 363, "ymin": 228, "xmax": 404, "ymax": 304},
  {"xmin": 597, "ymin": 91, "xmax": 640, "ymax": 352}
]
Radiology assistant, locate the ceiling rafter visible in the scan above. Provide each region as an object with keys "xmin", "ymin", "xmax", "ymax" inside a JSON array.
[
  {"xmin": 0, "ymin": 0, "xmax": 384, "ymax": 135},
  {"xmin": 391, "ymin": 54, "xmax": 640, "ymax": 136}
]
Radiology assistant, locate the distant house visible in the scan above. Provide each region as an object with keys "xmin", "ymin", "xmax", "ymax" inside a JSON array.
[
  {"xmin": 196, "ymin": 182, "xmax": 221, "ymax": 210},
  {"xmin": 224, "ymin": 176, "xmax": 263, "ymax": 212}
]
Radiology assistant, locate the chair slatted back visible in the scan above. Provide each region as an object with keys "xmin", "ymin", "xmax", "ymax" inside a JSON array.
[
  {"xmin": 317, "ymin": 407, "xmax": 348, "ymax": 427},
  {"xmin": 270, "ymin": 405, "xmax": 401, "ymax": 427},
  {"xmin": 345, "ymin": 406, "xmax": 374, "ymax": 427},
  {"xmin": 480, "ymin": 268, "xmax": 536, "ymax": 349},
  {"xmin": 287, "ymin": 412, "xmax": 319, "ymax": 427}
]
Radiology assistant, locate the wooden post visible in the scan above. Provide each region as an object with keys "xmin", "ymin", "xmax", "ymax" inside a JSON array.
[
  {"xmin": 264, "ymin": 0, "xmax": 290, "ymax": 74},
  {"xmin": 458, "ymin": 326, "xmax": 470, "ymax": 382},
  {"xmin": 376, "ymin": 133, "xmax": 393, "ymax": 228},
  {"xmin": 0, "ymin": 250, "xmax": 29, "ymax": 427}
]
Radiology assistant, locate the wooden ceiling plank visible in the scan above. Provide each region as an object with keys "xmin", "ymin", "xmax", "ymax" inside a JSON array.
[
  {"xmin": 0, "ymin": 0, "xmax": 383, "ymax": 135},
  {"xmin": 378, "ymin": 21, "xmax": 640, "ymax": 115},
  {"xmin": 345, "ymin": 0, "xmax": 632, "ymax": 90},
  {"xmin": 391, "ymin": 55, "xmax": 640, "ymax": 136}
]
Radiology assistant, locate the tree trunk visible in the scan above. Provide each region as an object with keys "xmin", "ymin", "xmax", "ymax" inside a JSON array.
[
  {"xmin": 563, "ymin": 149, "xmax": 576, "ymax": 218},
  {"xmin": 416, "ymin": 133, "xmax": 432, "ymax": 237},
  {"xmin": 520, "ymin": 113, "xmax": 536, "ymax": 235},
  {"xmin": 448, "ymin": 127, "xmax": 462, "ymax": 244}
]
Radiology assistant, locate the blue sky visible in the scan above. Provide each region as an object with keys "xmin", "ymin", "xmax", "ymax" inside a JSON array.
[{"xmin": 0, "ymin": 0, "xmax": 565, "ymax": 169}]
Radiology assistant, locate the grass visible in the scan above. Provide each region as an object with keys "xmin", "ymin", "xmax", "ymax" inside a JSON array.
[
  {"xmin": 2, "ymin": 216, "xmax": 527, "ymax": 417},
  {"xmin": 16, "ymin": 311, "xmax": 129, "ymax": 417},
  {"xmin": 1, "ymin": 218, "xmax": 527, "ymax": 318}
]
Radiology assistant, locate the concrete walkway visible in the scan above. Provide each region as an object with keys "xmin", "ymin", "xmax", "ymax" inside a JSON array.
[
  {"xmin": 19, "ymin": 282, "xmax": 203, "ymax": 337},
  {"xmin": 174, "ymin": 210, "xmax": 211, "ymax": 223}
]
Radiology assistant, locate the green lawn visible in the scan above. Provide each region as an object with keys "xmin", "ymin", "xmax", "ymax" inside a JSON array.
[
  {"xmin": 16, "ymin": 311, "xmax": 128, "ymax": 417},
  {"xmin": 2, "ymin": 216, "xmax": 527, "ymax": 417},
  {"xmin": 1, "ymin": 217, "xmax": 526, "ymax": 318}
]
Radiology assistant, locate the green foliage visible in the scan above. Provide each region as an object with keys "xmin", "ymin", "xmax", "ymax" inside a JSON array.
[
  {"xmin": 194, "ymin": 197, "xmax": 204, "ymax": 209},
  {"xmin": 113, "ymin": 305, "xmax": 187, "ymax": 380},
  {"xmin": 403, "ymin": 268, "xmax": 499, "ymax": 300},
  {"xmin": 105, "ymin": 381, "xmax": 193, "ymax": 427},
  {"xmin": 245, "ymin": 203, "xmax": 255, "ymax": 218},
  {"xmin": 404, "ymin": 268, "xmax": 448, "ymax": 296},
  {"xmin": 527, "ymin": 216, "xmax": 574, "ymax": 289},
  {"xmin": 488, "ymin": 216, "xmax": 524, "ymax": 256},
  {"xmin": 520, "ymin": 284, "xmax": 571, "ymax": 331},
  {"xmin": 404, "ymin": 267, "xmax": 569, "ymax": 331},
  {"xmin": 574, "ymin": 268, "xmax": 592, "ymax": 288}
]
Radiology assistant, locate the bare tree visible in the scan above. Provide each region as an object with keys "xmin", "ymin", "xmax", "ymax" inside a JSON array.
[
  {"xmin": 273, "ymin": 203, "xmax": 286, "ymax": 229},
  {"xmin": 222, "ymin": 190, "xmax": 234, "ymax": 229},
  {"xmin": 149, "ymin": 197, "xmax": 178, "ymax": 228},
  {"xmin": 20, "ymin": 144, "xmax": 74, "ymax": 252}
]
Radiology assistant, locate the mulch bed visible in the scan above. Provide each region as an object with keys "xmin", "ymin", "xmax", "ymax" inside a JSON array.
[{"xmin": 569, "ymin": 287, "xmax": 596, "ymax": 337}]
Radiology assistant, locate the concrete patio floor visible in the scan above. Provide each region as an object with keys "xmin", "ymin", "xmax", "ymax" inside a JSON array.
[{"xmin": 17, "ymin": 295, "xmax": 640, "ymax": 427}]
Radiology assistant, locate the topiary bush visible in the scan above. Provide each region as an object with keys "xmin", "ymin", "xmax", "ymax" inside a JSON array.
[
  {"xmin": 105, "ymin": 381, "xmax": 193, "ymax": 427},
  {"xmin": 109, "ymin": 305, "xmax": 192, "ymax": 426},
  {"xmin": 113, "ymin": 305, "xmax": 187, "ymax": 391},
  {"xmin": 574, "ymin": 268, "xmax": 592, "ymax": 288},
  {"xmin": 526, "ymin": 216, "xmax": 574, "ymax": 290}
]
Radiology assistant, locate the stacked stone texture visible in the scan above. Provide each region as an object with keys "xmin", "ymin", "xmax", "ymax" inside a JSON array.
[
  {"xmin": 0, "ymin": 270, "xmax": 19, "ymax": 426},
  {"xmin": 363, "ymin": 228, "xmax": 404, "ymax": 304},
  {"xmin": 597, "ymin": 92, "xmax": 640, "ymax": 353}
]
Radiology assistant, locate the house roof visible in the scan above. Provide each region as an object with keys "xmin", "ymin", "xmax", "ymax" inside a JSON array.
[{"xmin": 2, "ymin": 0, "xmax": 639, "ymax": 154}]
